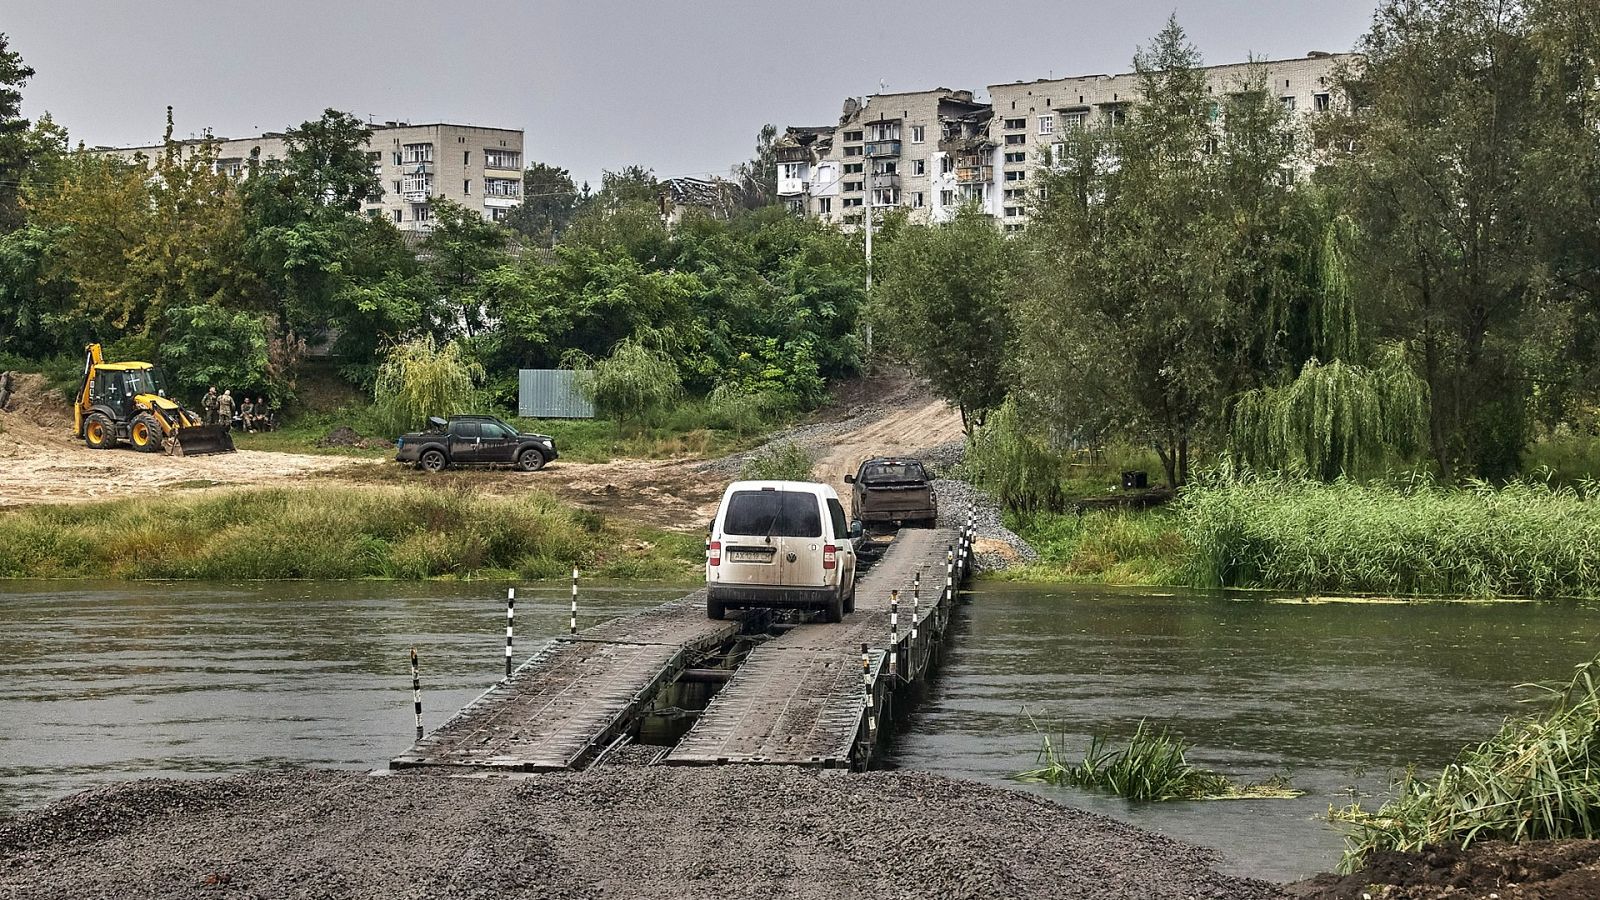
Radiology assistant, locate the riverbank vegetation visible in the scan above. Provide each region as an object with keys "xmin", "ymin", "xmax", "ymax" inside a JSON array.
[
  {"xmin": 1332, "ymin": 654, "xmax": 1600, "ymax": 871},
  {"xmin": 1017, "ymin": 720, "xmax": 1301, "ymax": 801},
  {"xmin": 0, "ymin": 486, "xmax": 704, "ymax": 581}
]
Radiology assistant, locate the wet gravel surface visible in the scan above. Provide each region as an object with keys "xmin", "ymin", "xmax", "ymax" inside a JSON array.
[{"xmin": 0, "ymin": 767, "xmax": 1285, "ymax": 900}]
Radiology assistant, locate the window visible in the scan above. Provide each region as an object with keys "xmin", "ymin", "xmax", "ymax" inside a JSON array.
[
  {"xmin": 1208, "ymin": 102, "xmax": 1220, "ymax": 123},
  {"xmin": 1004, "ymin": 206, "xmax": 1022, "ymax": 217},
  {"xmin": 464, "ymin": 180, "xmax": 471, "ymax": 194},
  {"xmin": 489, "ymin": 207, "xmax": 510, "ymax": 222},
  {"xmin": 876, "ymin": 161, "xmax": 897, "ymax": 175},
  {"xmin": 484, "ymin": 178, "xmax": 520, "ymax": 197},
  {"xmin": 1313, "ymin": 93, "xmax": 1331, "ymax": 112},
  {"xmin": 1004, "ymin": 151, "xmax": 1026, "ymax": 164},
  {"xmin": 1063, "ymin": 111, "xmax": 1087, "ymax": 129},
  {"xmin": 412, "ymin": 203, "xmax": 432, "ymax": 222},
  {"xmin": 483, "ymin": 148, "xmax": 521, "ymax": 169},
  {"xmin": 843, "ymin": 130, "xmax": 863, "ymax": 142},
  {"xmin": 912, "ymin": 159, "xmax": 925, "ymax": 176},
  {"xmin": 463, "ymin": 150, "xmax": 470, "ymax": 165},
  {"xmin": 844, "ymin": 146, "xmax": 863, "ymax": 157},
  {"xmin": 940, "ymin": 189, "xmax": 953, "ymax": 206},
  {"xmin": 1281, "ymin": 96, "xmax": 1297, "ymax": 111},
  {"xmin": 1003, "ymin": 117, "xmax": 1026, "ymax": 130},
  {"xmin": 1005, "ymin": 133, "xmax": 1026, "ymax": 145},
  {"xmin": 1004, "ymin": 170, "xmax": 1027, "ymax": 182},
  {"xmin": 392, "ymin": 180, "xmax": 401, "ymax": 194},
  {"xmin": 912, "ymin": 192, "xmax": 924, "ymax": 207},
  {"xmin": 724, "ymin": 490, "xmax": 823, "ymax": 539},
  {"xmin": 843, "ymin": 162, "xmax": 863, "ymax": 174},
  {"xmin": 842, "ymin": 196, "xmax": 863, "ymax": 207},
  {"xmin": 911, "ymin": 125, "xmax": 925, "ymax": 143},
  {"xmin": 1004, "ymin": 187, "xmax": 1026, "ymax": 200},
  {"xmin": 1038, "ymin": 115, "xmax": 1054, "ymax": 135},
  {"xmin": 402, "ymin": 175, "xmax": 433, "ymax": 195},
  {"xmin": 870, "ymin": 123, "xmax": 899, "ymax": 141},
  {"xmin": 844, "ymin": 180, "xmax": 862, "ymax": 192},
  {"xmin": 393, "ymin": 209, "xmax": 402, "ymax": 223},
  {"xmin": 402, "ymin": 143, "xmax": 433, "ymax": 163},
  {"xmin": 1005, "ymin": 223, "xmax": 1024, "ymax": 233},
  {"xmin": 817, "ymin": 197, "xmax": 832, "ymax": 214},
  {"xmin": 393, "ymin": 152, "xmax": 402, "ymax": 166},
  {"xmin": 940, "ymin": 156, "xmax": 953, "ymax": 174}
]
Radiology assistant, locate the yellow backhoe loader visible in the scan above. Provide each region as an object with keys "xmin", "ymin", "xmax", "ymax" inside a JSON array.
[{"xmin": 73, "ymin": 343, "xmax": 235, "ymax": 455}]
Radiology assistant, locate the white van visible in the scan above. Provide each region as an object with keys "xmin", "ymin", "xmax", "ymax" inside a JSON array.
[{"xmin": 706, "ymin": 480, "xmax": 859, "ymax": 622}]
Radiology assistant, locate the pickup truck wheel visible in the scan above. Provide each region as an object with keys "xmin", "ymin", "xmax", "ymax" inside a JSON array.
[
  {"xmin": 516, "ymin": 448, "xmax": 546, "ymax": 472},
  {"xmin": 419, "ymin": 449, "xmax": 447, "ymax": 473},
  {"xmin": 706, "ymin": 597, "xmax": 726, "ymax": 620}
]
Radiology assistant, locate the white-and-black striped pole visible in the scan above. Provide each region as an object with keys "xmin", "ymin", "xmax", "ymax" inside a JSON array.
[
  {"xmin": 945, "ymin": 546, "xmax": 955, "ymax": 602},
  {"xmin": 570, "ymin": 567, "xmax": 579, "ymax": 635},
  {"xmin": 410, "ymin": 647, "xmax": 423, "ymax": 740},
  {"xmin": 861, "ymin": 641, "xmax": 871, "ymax": 696},
  {"xmin": 911, "ymin": 573, "xmax": 920, "ymax": 642},
  {"xmin": 505, "ymin": 588, "xmax": 515, "ymax": 678},
  {"xmin": 889, "ymin": 590, "xmax": 899, "ymax": 678}
]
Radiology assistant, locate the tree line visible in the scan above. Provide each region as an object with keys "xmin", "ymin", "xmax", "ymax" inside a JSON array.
[{"xmin": 877, "ymin": 1, "xmax": 1599, "ymax": 488}]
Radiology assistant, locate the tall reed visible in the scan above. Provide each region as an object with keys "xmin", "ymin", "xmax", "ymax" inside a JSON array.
[
  {"xmin": 1333, "ymin": 654, "xmax": 1600, "ymax": 871},
  {"xmin": 1017, "ymin": 720, "xmax": 1299, "ymax": 801},
  {"xmin": 1181, "ymin": 475, "xmax": 1600, "ymax": 598}
]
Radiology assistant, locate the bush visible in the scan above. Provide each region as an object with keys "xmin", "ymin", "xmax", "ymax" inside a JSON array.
[
  {"xmin": 1011, "ymin": 508, "xmax": 1184, "ymax": 584},
  {"xmin": 965, "ymin": 398, "xmax": 1066, "ymax": 512},
  {"xmin": 372, "ymin": 335, "xmax": 484, "ymax": 435},
  {"xmin": 740, "ymin": 441, "xmax": 814, "ymax": 481},
  {"xmin": 1017, "ymin": 720, "xmax": 1298, "ymax": 801}
]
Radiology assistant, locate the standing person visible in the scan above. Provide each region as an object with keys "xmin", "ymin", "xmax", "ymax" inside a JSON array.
[
  {"xmin": 216, "ymin": 390, "xmax": 235, "ymax": 432},
  {"xmin": 202, "ymin": 386, "xmax": 219, "ymax": 425},
  {"xmin": 240, "ymin": 396, "xmax": 256, "ymax": 433}
]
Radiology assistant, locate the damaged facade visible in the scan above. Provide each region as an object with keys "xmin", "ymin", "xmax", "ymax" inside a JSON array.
[
  {"xmin": 778, "ymin": 52, "xmax": 1356, "ymax": 230},
  {"xmin": 657, "ymin": 176, "xmax": 743, "ymax": 224}
]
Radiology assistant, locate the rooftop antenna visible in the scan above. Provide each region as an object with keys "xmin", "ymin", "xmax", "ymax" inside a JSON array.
[{"xmin": 879, "ymin": 78, "xmax": 888, "ymax": 94}]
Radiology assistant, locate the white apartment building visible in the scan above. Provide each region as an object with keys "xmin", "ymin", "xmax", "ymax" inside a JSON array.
[
  {"xmin": 101, "ymin": 121, "xmax": 525, "ymax": 232},
  {"xmin": 776, "ymin": 52, "xmax": 1357, "ymax": 230}
]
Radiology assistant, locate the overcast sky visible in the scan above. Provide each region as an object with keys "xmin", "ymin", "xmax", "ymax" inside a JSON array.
[{"xmin": 5, "ymin": 0, "xmax": 1376, "ymax": 187}]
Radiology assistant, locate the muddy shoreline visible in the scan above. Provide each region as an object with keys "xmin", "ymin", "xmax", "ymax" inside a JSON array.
[{"xmin": 0, "ymin": 767, "xmax": 1281, "ymax": 900}]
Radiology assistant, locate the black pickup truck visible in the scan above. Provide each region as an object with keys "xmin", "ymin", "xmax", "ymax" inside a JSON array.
[
  {"xmin": 395, "ymin": 415, "xmax": 558, "ymax": 473},
  {"xmin": 847, "ymin": 456, "xmax": 938, "ymax": 529}
]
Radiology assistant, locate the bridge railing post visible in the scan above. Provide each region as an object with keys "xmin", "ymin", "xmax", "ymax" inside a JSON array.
[
  {"xmin": 889, "ymin": 590, "xmax": 899, "ymax": 681},
  {"xmin": 505, "ymin": 587, "xmax": 516, "ymax": 679},
  {"xmin": 570, "ymin": 567, "xmax": 579, "ymax": 636},
  {"xmin": 410, "ymin": 647, "xmax": 423, "ymax": 741}
]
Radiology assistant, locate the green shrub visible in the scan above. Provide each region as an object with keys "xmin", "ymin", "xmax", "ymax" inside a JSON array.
[
  {"xmin": 1334, "ymin": 654, "xmax": 1600, "ymax": 870},
  {"xmin": 966, "ymin": 398, "xmax": 1066, "ymax": 512},
  {"xmin": 1009, "ymin": 508, "xmax": 1184, "ymax": 584},
  {"xmin": 740, "ymin": 441, "xmax": 814, "ymax": 482}
]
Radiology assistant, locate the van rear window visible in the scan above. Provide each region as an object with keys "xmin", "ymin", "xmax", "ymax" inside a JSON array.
[{"xmin": 723, "ymin": 490, "xmax": 823, "ymax": 538}]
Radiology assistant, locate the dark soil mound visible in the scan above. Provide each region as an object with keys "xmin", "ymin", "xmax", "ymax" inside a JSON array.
[
  {"xmin": 318, "ymin": 425, "xmax": 371, "ymax": 449},
  {"xmin": 1288, "ymin": 840, "xmax": 1600, "ymax": 899}
]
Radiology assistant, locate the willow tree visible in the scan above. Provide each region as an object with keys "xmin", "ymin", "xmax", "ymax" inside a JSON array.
[
  {"xmin": 1230, "ymin": 350, "xmax": 1429, "ymax": 481},
  {"xmin": 373, "ymin": 335, "xmax": 484, "ymax": 433}
]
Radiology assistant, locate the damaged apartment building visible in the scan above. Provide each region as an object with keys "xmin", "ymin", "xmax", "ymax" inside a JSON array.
[{"xmin": 775, "ymin": 52, "xmax": 1355, "ymax": 231}]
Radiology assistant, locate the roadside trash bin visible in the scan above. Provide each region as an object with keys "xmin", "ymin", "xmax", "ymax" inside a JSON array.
[{"xmin": 1121, "ymin": 471, "xmax": 1148, "ymax": 490}]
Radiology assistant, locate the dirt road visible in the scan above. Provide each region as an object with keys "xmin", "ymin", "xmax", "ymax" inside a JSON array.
[{"xmin": 0, "ymin": 371, "xmax": 963, "ymax": 524}]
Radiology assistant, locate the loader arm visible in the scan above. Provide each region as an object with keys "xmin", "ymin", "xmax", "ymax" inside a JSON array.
[{"xmin": 75, "ymin": 343, "xmax": 104, "ymax": 437}]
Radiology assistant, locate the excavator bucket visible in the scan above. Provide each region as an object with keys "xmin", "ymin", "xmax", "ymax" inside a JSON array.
[{"xmin": 168, "ymin": 423, "xmax": 235, "ymax": 456}]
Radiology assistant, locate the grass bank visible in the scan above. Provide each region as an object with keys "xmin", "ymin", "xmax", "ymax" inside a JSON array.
[
  {"xmin": 0, "ymin": 485, "xmax": 704, "ymax": 581},
  {"xmin": 999, "ymin": 477, "xmax": 1600, "ymax": 599}
]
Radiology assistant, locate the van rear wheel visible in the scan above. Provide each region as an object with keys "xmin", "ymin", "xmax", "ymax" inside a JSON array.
[
  {"xmin": 706, "ymin": 597, "xmax": 726, "ymax": 620},
  {"xmin": 822, "ymin": 590, "xmax": 844, "ymax": 624}
]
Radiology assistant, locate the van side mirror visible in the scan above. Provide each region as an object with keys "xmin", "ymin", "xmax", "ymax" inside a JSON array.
[
  {"xmin": 844, "ymin": 474, "xmax": 856, "ymax": 484},
  {"xmin": 849, "ymin": 520, "xmax": 864, "ymax": 539},
  {"xmin": 706, "ymin": 519, "xmax": 715, "ymax": 534}
]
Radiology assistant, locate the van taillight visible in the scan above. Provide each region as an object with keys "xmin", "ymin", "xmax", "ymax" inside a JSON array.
[
  {"xmin": 823, "ymin": 544, "xmax": 837, "ymax": 569},
  {"xmin": 708, "ymin": 541, "xmax": 721, "ymax": 566}
]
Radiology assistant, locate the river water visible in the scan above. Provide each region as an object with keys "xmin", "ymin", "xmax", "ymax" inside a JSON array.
[{"xmin": 3, "ymin": 579, "xmax": 1596, "ymax": 882}]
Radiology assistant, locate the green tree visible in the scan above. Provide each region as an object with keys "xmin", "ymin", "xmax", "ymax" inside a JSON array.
[
  {"xmin": 423, "ymin": 198, "xmax": 509, "ymax": 337},
  {"xmin": 874, "ymin": 205, "xmax": 1015, "ymax": 432},
  {"xmin": 1022, "ymin": 18, "xmax": 1275, "ymax": 487},
  {"xmin": 373, "ymin": 334, "xmax": 484, "ymax": 433},
  {"xmin": 735, "ymin": 124, "xmax": 778, "ymax": 209},
  {"xmin": 1326, "ymin": 0, "xmax": 1543, "ymax": 478},
  {"xmin": 504, "ymin": 161, "xmax": 576, "ymax": 245},
  {"xmin": 0, "ymin": 32, "xmax": 36, "ymax": 232},
  {"xmin": 161, "ymin": 305, "xmax": 275, "ymax": 398}
]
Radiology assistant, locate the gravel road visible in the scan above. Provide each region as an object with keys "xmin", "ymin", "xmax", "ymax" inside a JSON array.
[{"xmin": 0, "ymin": 767, "xmax": 1283, "ymax": 900}]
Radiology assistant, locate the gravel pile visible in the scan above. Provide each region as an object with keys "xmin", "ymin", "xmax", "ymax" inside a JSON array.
[
  {"xmin": 0, "ymin": 767, "xmax": 1285, "ymax": 900},
  {"xmin": 920, "ymin": 440, "xmax": 1039, "ymax": 573}
]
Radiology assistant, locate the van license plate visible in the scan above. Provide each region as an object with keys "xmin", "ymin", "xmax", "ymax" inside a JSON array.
[{"xmin": 729, "ymin": 550, "xmax": 772, "ymax": 562}]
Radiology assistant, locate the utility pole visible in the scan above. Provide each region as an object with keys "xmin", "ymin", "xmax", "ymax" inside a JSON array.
[{"xmin": 863, "ymin": 133, "xmax": 874, "ymax": 359}]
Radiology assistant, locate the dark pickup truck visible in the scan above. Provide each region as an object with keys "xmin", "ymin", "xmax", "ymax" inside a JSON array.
[
  {"xmin": 847, "ymin": 457, "xmax": 938, "ymax": 529},
  {"xmin": 395, "ymin": 415, "xmax": 558, "ymax": 473}
]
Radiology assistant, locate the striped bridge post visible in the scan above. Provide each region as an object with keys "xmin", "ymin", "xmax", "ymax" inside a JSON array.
[
  {"xmin": 410, "ymin": 647, "xmax": 423, "ymax": 740},
  {"xmin": 505, "ymin": 588, "xmax": 516, "ymax": 679},
  {"xmin": 570, "ymin": 567, "xmax": 579, "ymax": 636}
]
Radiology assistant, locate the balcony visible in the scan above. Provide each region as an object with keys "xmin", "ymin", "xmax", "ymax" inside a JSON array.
[
  {"xmin": 777, "ymin": 178, "xmax": 810, "ymax": 196},
  {"xmin": 482, "ymin": 196, "xmax": 518, "ymax": 209},
  {"xmin": 870, "ymin": 172, "xmax": 900, "ymax": 189},
  {"xmin": 774, "ymin": 146, "xmax": 811, "ymax": 164},
  {"xmin": 865, "ymin": 140, "xmax": 901, "ymax": 158},
  {"xmin": 406, "ymin": 161, "xmax": 433, "ymax": 176},
  {"xmin": 954, "ymin": 165, "xmax": 993, "ymax": 184},
  {"xmin": 402, "ymin": 190, "xmax": 430, "ymax": 203}
]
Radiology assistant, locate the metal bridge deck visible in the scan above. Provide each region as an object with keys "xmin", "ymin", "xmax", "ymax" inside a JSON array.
[
  {"xmin": 391, "ymin": 593, "xmax": 738, "ymax": 773},
  {"xmin": 665, "ymin": 527, "xmax": 957, "ymax": 767}
]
